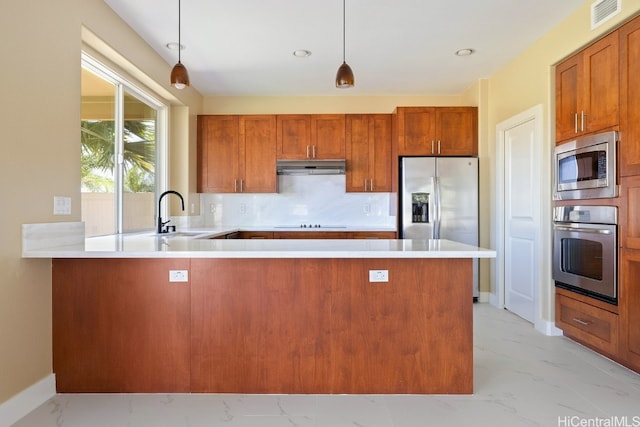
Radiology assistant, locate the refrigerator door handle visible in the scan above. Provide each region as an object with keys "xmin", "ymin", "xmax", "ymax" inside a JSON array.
[
  {"xmin": 430, "ymin": 176, "xmax": 437, "ymax": 239},
  {"xmin": 434, "ymin": 176, "xmax": 442, "ymax": 239}
]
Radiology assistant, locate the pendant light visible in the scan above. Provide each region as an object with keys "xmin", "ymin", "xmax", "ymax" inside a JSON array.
[
  {"xmin": 335, "ymin": 0, "xmax": 354, "ymax": 88},
  {"xmin": 170, "ymin": 0, "xmax": 190, "ymax": 89}
]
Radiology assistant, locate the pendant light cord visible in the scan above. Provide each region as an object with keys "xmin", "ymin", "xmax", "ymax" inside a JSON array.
[
  {"xmin": 342, "ymin": 0, "xmax": 346, "ymax": 63},
  {"xmin": 178, "ymin": 0, "xmax": 182, "ymax": 63}
]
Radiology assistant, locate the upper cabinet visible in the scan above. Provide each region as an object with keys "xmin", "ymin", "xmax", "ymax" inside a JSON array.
[
  {"xmin": 396, "ymin": 107, "xmax": 478, "ymax": 156},
  {"xmin": 620, "ymin": 17, "xmax": 640, "ymax": 177},
  {"xmin": 311, "ymin": 114, "xmax": 346, "ymax": 159},
  {"xmin": 198, "ymin": 115, "xmax": 277, "ymax": 193},
  {"xmin": 277, "ymin": 114, "xmax": 345, "ymax": 159},
  {"xmin": 555, "ymin": 31, "xmax": 619, "ymax": 143},
  {"xmin": 345, "ymin": 114, "xmax": 392, "ymax": 192},
  {"xmin": 276, "ymin": 115, "xmax": 310, "ymax": 159}
]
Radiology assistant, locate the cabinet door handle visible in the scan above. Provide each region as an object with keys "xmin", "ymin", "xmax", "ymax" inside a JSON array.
[
  {"xmin": 370, "ymin": 179, "xmax": 374, "ymax": 192},
  {"xmin": 234, "ymin": 179, "xmax": 237, "ymax": 193},
  {"xmin": 364, "ymin": 179, "xmax": 368, "ymax": 192},
  {"xmin": 240, "ymin": 179, "xmax": 243, "ymax": 193},
  {"xmin": 581, "ymin": 111, "xmax": 586, "ymax": 132},
  {"xmin": 438, "ymin": 140, "xmax": 441, "ymax": 154},
  {"xmin": 312, "ymin": 145, "xmax": 316, "ymax": 158},
  {"xmin": 431, "ymin": 140, "xmax": 435, "ymax": 154},
  {"xmin": 574, "ymin": 113, "xmax": 578, "ymax": 134},
  {"xmin": 572, "ymin": 317, "xmax": 591, "ymax": 326}
]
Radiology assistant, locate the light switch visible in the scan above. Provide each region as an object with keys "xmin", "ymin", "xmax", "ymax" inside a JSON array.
[{"xmin": 53, "ymin": 196, "xmax": 71, "ymax": 215}]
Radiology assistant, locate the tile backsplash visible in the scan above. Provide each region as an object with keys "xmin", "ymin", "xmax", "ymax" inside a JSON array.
[{"xmin": 199, "ymin": 175, "xmax": 396, "ymax": 227}]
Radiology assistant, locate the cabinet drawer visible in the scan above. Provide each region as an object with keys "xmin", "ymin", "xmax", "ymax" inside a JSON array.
[
  {"xmin": 239, "ymin": 231, "xmax": 274, "ymax": 239},
  {"xmin": 556, "ymin": 293, "xmax": 618, "ymax": 356},
  {"xmin": 348, "ymin": 232, "xmax": 397, "ymax": 239}
]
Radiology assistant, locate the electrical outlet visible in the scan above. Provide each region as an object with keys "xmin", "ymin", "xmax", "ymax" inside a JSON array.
[
  {"xmin": 240, "ymin": 203, "xmax": 247, "ymax": 214},
  {"xmin": 369, "ymin": 270, "xmax": 389, "ymax": 282},
  {"xmin": 169, "ymin": 270, "xmax": 189, "ymax": 282},
  {"xmin": 209, "ymin": 204, "xmax": 216, "ymax": 214}
]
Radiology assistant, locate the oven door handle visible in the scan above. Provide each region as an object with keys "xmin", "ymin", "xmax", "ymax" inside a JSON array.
[{"xmin": 553, "ymin": 226, "xmax": 612, "ymax": 235}]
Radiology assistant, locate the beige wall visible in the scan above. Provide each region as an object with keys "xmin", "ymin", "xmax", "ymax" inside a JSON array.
[
  {"xmin": 202, "ymin": 95, "xmax": 468, "ymax": 115},
  {"xmin": 0, "ymin": 0, "xmax": 202, "ymax": 404},
  {"xmin": 485, "ymin": 2, "xmax": 640, "ymax": 322}
]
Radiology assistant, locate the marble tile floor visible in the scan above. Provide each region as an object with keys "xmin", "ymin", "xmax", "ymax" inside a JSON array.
[{"xmin": 13, "ymin": 304, "xmax": 640, "ymax": 427}]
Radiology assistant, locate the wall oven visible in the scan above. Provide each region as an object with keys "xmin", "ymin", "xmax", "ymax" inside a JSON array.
[
  {"xmin": 552, "ymin": 205, "xmax": 618, "ymax": 304},
  {"xmin": 553, "ymin": 131, "xmax": 617, "ymax": 200}
]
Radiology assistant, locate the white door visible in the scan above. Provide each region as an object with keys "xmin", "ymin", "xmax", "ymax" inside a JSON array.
[{"xmin": 502, "ymin": 113, "xmax": 540, "ymax": 323}]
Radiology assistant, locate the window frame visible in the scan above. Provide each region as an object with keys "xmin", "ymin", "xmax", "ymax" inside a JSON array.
[{"xmin": 81, "ymin": 52, "xmax": 168, "ymax": 234}]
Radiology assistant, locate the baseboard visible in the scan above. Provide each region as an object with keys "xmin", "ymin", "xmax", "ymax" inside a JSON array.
[
  {"xmin": 478, "ymin": 291, "xmax": 490, "ymax": 303},
  {"xmin": 0, "ymin": 374, "xmax": 55, "ymax": 427},
  {"xmin": 535, "ymin": 318, "xmax": 563, "ymax": 337},
  {"xmin": 488, "ymin": 292, "xmax": 501, "ymax": 308}
]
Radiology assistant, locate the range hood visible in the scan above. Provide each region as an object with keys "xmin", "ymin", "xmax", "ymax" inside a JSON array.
[{"xmin": 276, "ymin": 159, "xmax": 346, "ymax": 175}]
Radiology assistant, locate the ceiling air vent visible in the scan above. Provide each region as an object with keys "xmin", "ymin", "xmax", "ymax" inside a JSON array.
[{"xmin": 591, "ymin": 0, "xmax": 621, "ymax": 29}]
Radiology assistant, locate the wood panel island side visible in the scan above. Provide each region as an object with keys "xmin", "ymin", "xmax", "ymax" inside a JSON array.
[{"xmin": 23, "ymin": 228, "xmax": 495, "ymax": 395}]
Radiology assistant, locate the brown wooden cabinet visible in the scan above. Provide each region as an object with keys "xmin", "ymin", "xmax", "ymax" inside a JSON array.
[
  {"xmin": 619, "ymin": 248, "xmax": 640, "ymax": 372},
  {"xmin": 273, "ymin": 231, "xmax": 348, "ymax": 239},
  {"xmin": 619, "ymin": 176, "xmax": 640, "ymax": 250},
  {"xmin": 553, "ymin": 16, "xmax": 640, "ymax": 376},
  {"xmin": 311, "ymin": 114, "xmax": 346, "ymax": 159},
  {"xmin": 618, "ymin": 176, "xmax": 640, "ymax": 372},
  {"xmin": 619, "ymin": 17, "xmax": 640, "ymax": 177},
  {"xmin": 437, "ymin": 108, "xmax": 478, "ymax": 155},
  {"xmin": 555, "ymin": 290, "xmax": 619, "ymax": 358},
  {"xmin": 277, "ymin": 114, "xmax": 345, "ymax": 159},
  {"xmin": 348, "ymin": 231, "xmax": 397, "ymax": 239},
  {"xmin": 53, "ymin": 259, "xmax": 191, "ymax": 392},
  {"xmin": 237, "ymin": 231, "xmax": 396, "ymax": 239},
  {"xmin": 190, "ymin": 257, "xmax": 473, "ymax": 394},
  {"xmin": 53, "ymin": 257, "xmax": 474, "ymax": 394},
  {"xmin": 555, "ymin": 31, "xmax": 619, "ymax": 143},
  {"xmin": 197, "ymin": 115, "xmax": 239, "ymax": 193},
  {"xmin": 345, "ymin": 114, "xmax": 392, "ymax": 192},
  {"xmin": 198, "ymin": 115, "xmax": 276, "ymax": 193},
  {"xmin": 239, "ymin": 231, "xmax": 274, "ymax": 239},
  {"xmin": 396, "ymin": 107, "xmax": 477, "ymax": 156},
  {"xmin": 276, "ymin": 114, "xmax": 310, "ymax": 159}
]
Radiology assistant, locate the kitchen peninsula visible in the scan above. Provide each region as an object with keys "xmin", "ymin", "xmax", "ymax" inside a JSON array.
[{"xmin": 23, "ymin": 223, "xmax": 495, "ymax": 395}]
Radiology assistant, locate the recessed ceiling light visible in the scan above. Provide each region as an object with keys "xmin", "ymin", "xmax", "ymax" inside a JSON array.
[
  {"xmin": 293, "ymin": 49, "xmax": 312, "ymax": 58},
  {"xmin": 166, "ymin": 42, "xmax": 185, "ymax": 51},
  {"xmin": 455, "ymin": 48, "xmax": 475, "ymax": 57}
]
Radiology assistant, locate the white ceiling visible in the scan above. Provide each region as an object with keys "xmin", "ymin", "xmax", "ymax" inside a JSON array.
[{"xmin": 104, "ymin": 0, "xmax": 586, "ymax": 97}]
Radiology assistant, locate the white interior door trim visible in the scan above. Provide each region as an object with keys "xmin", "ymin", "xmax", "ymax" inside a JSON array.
[{"xmin": 493, "ymin": 104, "xmax": 543, "ymax": 327}]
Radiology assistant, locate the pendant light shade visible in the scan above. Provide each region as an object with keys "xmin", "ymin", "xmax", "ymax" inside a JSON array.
[
  {"xmin": 171, "ymin": 62, "xmax": 190, "ymax": 90},
  {"xmin": 170, "ymin": 0, "xmax": 190, "ymax": 89},
  {"xmin": 335, "ymin": 0, "xmax": 354, "ymax": 88},
  {"xmin": 336, "ymin": 62, "xmax": 354, "ymax": 88}
]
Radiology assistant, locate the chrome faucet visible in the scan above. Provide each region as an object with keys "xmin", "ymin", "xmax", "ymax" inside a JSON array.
[{"xmin": 157, "ymin": 190, "xmax": 185, "ymax": 234}]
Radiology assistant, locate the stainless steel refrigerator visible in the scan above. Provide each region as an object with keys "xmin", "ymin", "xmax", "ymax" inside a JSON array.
[{"xmin": 399, "ymin": 157, "xmax": 479, "ymax": 299}]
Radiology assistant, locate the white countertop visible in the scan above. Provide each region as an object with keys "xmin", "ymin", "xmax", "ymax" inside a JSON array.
[{"xmin": 21, "ymin": 223, "xmax": 496, "ymax": 259}]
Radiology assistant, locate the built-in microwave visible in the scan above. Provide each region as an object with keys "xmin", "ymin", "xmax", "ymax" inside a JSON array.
[{"xmin": 553, "ymin": 131, "xmax": 617, "ymax": 200}]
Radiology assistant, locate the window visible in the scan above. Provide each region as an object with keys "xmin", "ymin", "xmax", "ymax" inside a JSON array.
[{"xmin": 81, "ymin": 53, "xmax": 167, "ymax": 236}]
